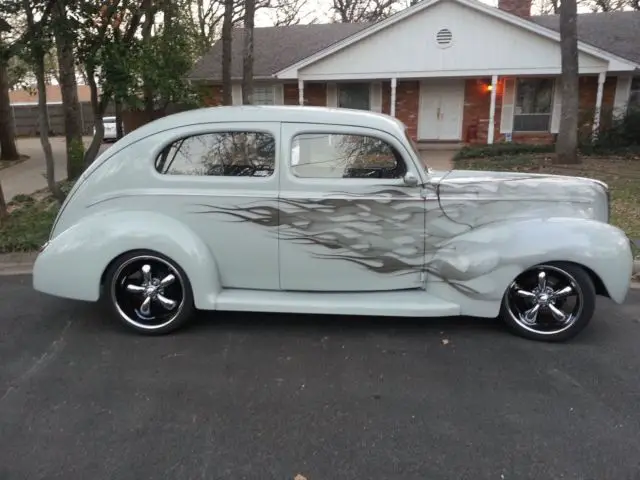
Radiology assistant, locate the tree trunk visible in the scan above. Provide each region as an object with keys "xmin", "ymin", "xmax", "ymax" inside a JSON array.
[
  {"xmin": 0, "ymin": 60, "xmax": 19, "ymax": 161},
  {"xmin": 84, "ymin": 64, "xmax": 108, "ymax": 166},
  {"xmin": 221, "ymin": 0, "xmax": 233, "ymax": 105},
  {"xmin": 34, "ymin": 51, "xmax": 64, "ymax": 203},
  {"xmin": 54, "ymin": 1, "xmax": 85, "ymax": 181},
  {"xmin": 555, "ymin": 0, "xmax": 580, "ymax": 164},
  {"xmin": 0, "ymin": 180, "xmax": 7, "ymax": 223},
  {"xmin": 115, "ymin": 98, "xmax": 124, "ymax": 139},
  {"xmin": 141, "ymin": 0, "xmax": 155, "ymax": 116},
  {"xmin": 242, "ymin": 0, "xmax": 255, "ymax": 105}
]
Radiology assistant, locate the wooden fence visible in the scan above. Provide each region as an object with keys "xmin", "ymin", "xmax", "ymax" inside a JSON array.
[{"xmin": 10, "ymin": 101, "xmax": 116, "ymax": 137}]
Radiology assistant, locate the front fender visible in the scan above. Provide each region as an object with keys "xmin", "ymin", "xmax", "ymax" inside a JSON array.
[
  {"xmin": 427, "ymin": 217, "xmax": 632, "ymax": 316},
  {"xmin": 33, "ymin": 210, "xmax": 221, "ymax": 309}
]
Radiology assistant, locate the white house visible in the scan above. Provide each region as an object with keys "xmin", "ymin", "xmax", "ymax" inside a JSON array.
[{"xmin": 188, "ymin": 0, "xmax": 640, "ymax": 145}]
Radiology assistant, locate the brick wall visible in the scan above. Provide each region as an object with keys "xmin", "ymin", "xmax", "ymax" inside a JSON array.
[
  {"xmin": 578, "ymin": 75, "xmax": 616, "ymax": 136},
  {"xmin": 461, "ymin": 78, "xmax": 503, "ymax": 144},
  {"xmin": 201, "ymin": 85, "xmax": 223, "ymax": 106},
  {"xmin": 395, "ymin": 81, "xmax": 420, "ymax": 140},
  {"xmin": 283, "ymin": 83, "xmax": 299, "ymax": 105}
]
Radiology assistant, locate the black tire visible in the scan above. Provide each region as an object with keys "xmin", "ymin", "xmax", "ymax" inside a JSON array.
[
  {"xmin": 103, "ymin": 250, "xmax": 195, "ymax": 335},
  {"xmin": 499, "ymin": 262, "xmax": 596, "ymax": 342}
]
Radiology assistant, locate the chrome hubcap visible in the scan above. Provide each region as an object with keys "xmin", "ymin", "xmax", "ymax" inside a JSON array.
[
  {"xmin": 507, "ymin": 266, "xmax": 582, "ymax": 335},
  {"xmin": 112, "ymin": 256, "xmax": 184, "ymax": 330}
]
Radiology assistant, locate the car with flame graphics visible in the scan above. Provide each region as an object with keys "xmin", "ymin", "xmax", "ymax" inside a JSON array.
[{"xmin": 33, "ymin": 106, "xmax": 632, "ymax": 341}]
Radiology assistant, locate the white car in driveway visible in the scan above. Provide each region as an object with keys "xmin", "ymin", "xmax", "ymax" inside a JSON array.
[
  {"xmin": 93, "ymin": 116, "xmax": 118, "ymax": 142},
  {"xmin": 33, "ymin": 106, "xmax": 632, "ymax": 341}
]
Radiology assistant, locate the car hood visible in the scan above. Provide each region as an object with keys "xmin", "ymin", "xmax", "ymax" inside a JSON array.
[{"xmin": 429, "ymin": 168, "xmax": 609, "ymax": 224}]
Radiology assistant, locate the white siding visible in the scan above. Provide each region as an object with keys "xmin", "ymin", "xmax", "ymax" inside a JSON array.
[
  {"xmin": 232, "ymin": 84, "xmax": 243, "ymax": 105},
  {"xmin": 300, "ymin": 2, "xmax": 607, "ymax": 79},
  {"xmin": 326, "ymin": 83, "xmax": 338, "ymax": 107},
  {"xmin": 550, "ymin": 78, "xmax": 562, "ymax": 133},
  {"xmin": 612, "ymin": 75, "xmax": 632, "ymax": 119},
  {"xmin": 370, "ymin": 82, "xmax": 382, "ymax": 112},
  {"xmin": 500, "ymin": 78, "xmax": 516, "ymax": 134}
]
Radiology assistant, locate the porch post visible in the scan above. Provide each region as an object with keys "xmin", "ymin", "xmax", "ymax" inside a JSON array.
[
  {"xmin": 592, "ymin": 72, "xmax": 606, "ymax": 138},
  {"xmin": 487, "ymin": 75, "xmax": 498, "ymax": 145},
  {"xmin": 390, "ymin": 78, "xmax": 397, "ymax": 117},
  {"xmin": 298, "ymin": 79, "xmax": 304, "ymax": 106}
]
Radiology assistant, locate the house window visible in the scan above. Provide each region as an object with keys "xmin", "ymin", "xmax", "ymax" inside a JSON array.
[
  {"xmin": 338, "ymin": 83, "xmax": 370, "ymax": 110},
  {"xmin": 513, "ymin": 78, "xmax": 554, "ymax": 132},
  {"xmin": 155, "ymin": 132, "xmax": 275, "ymax": 177},
  {"xmin": 252, "ymin": 86, "xmax": 275, "ymax": 105},
  {"xmin": 629, "ymin": 77, "xmax": 640, "ymax": 111},
  {"xmin": 290, "ymin": 132, "xmax": 406, "ymax": 179}
]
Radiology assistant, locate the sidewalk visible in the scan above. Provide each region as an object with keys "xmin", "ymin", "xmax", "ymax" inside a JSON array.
[{"xmin": 0, "ymin": 137, "xmax": 108, "ymax": 202}]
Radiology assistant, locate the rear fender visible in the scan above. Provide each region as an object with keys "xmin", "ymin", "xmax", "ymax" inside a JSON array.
[
  {"xmin": 427, "ymin": 217, "xmax": 632, "ymax": 317},
  {"xmin": 33, "ymin": 210, "xmax": 221, "ymax": 309}
]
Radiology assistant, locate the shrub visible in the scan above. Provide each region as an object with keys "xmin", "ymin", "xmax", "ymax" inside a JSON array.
[{"xmin": 454, "ymin": 143, "xmax": 555, "ymax": 160}]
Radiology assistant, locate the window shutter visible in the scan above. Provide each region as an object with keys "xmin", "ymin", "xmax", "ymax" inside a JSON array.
[
  {"xmin": 327, "ymin": 83, "xmax": 338, "ymax": 107},
  {"xmin": 613, "ymin": 75, "xmax": 632, "ymax": 119},
  {"xmin": 500, "ymin": 78, "xmax": 516, "ymax": 134},
  {"xmin": 550, "ymin": 78, "xmax": 562, "ymax": 133},
  {"xmin": 370, "ymin": 82, "xmax": 382, "ymax": 112},
  {"xmin": 274, "ymin": 84, "xmax": 284, "ymax": 105},
  {"xmin": 232, "ymin": 84, "xmax": 243, "ymax": 105}
]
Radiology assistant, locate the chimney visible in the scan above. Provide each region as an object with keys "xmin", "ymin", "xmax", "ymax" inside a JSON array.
[{"xmin": 498, "ymin": 0, "xmax": 532, "ymax": 17}]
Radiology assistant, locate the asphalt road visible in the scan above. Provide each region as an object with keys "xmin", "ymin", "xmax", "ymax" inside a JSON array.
[{"xmin": 1, "ymin": 275, "xmax": 640, "ymax": 480}]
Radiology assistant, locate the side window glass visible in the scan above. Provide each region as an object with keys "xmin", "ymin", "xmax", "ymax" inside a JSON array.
[
  {"xmin": 156, "ymin": 132, "xmax": 275, "ymax": 177},
  {"xmin": 290, "ymin": 133, "xmax": 406, "ymax": 179}
]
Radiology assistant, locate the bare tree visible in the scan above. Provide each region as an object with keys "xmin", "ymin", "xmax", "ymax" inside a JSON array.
[
  {"xmin": 241, "ymin": 0, "xmax": 255, "ymax": 105},
  {"xmin": 221, "ymin": 0, "xmax": 233, "ymax": 105},
  {"xmin": 268, "ymin": 0, "xmax": 315, "ymax": 26},
  {"xmin": 531, "ymin": 0, "xmax": 560, "ymax": 14},
  {"xmin": 0, "ymin": 18, "xmax": 20, "ymax": 161},
  {"xmin": 22, "ymin": 0, "xmax": 64, "ymax": 202},
  {"xmin": 52, "ymin": 0, "xmax": 85, "ymax": 180},
  {"xmin": 555, "ymin": 0, "xmax": 580, "ymax": 164},
  {"xmin": 331, "ymin": 0, "xmax": 399, "ymax": 22}
]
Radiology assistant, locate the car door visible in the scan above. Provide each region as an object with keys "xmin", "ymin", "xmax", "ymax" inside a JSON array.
[
  {"xmin": 152, "ymin": 122, "xmax": 280, "ymax": 290},
  {"xmin": 278, "ymin": 122, "xmax": 427, "ymax": 292}
]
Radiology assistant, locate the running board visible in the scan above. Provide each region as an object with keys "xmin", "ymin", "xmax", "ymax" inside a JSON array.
[{"xmin": 215, "ymin": 289, "xmax": 460, "ymax": 317}]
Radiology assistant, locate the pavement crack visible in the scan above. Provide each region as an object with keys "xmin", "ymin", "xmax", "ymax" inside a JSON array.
[{"xmin": 0, "ymin": 320, "xmax": 73, "ymax": 404}]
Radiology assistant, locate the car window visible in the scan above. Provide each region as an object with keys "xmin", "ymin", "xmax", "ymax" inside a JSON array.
[
  {"xmin": 290, "ymin": 133, "xmax": 406, "ymax": 179},
  {"xmin": 155, "ymin": 132, "xmax": 276, "ymax": 177}
]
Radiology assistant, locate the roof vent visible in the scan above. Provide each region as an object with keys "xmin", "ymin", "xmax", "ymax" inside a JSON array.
[{"xmin": 436, "ymin": 28, "xmax": 453, "ymax": 48}]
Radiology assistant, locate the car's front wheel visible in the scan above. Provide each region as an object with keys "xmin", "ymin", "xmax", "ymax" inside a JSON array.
[
  {"xmin": 104, "ymin": 250, "xmax": 195, "ymax": 335},
  {"xmin": 500, "ymin": 262, "xmax": 596, "ymax": 342}
]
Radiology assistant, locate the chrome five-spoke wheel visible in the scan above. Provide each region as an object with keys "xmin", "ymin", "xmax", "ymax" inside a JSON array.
[
  {"xmin": 500, "ymin": 262, "xmax": 596, "ymax": 342},
  {"xmin": 105, "ymin": 251, "xmax": 195, "ymax": 334}
]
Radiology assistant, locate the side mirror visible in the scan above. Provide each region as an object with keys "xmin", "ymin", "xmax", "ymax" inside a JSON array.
[{"xmin": 403, "ymin": 172, "xmax": 419, "ymax": 187}]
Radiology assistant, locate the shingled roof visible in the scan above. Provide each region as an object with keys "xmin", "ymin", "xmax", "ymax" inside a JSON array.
[
  {"xmin": 188, "ymin": 23, "xmax": 371, "ymax": 81},
  {"xmin": 531, "ymin": 11, "xmax": 640, "ymax": 65},
  {"xmin": 188, "ymin": 11, "xmax": 640, "ymax": 82}
]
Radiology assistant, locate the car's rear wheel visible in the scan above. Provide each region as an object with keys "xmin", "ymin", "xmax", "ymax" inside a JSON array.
[
  {"xmin": 500, "ymin": 262, "xmax": 596, "ymax": 342},
  {"xmin": 104, "ymin": 250, "xmax": 195, "ymax": 335}
]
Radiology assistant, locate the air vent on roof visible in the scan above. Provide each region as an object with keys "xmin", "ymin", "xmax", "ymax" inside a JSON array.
[{"xmin": 436, "ymin": 28, "xmax": 453, "ymax": 48}]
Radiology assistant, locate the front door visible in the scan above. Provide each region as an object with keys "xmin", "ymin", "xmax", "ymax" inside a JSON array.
[
  {"xmin": 418, "ymin": 79, "xmax": 464, "ymax": 141},
  {"xmin": 278, "ymin": 122, "xmax": 427, "ymax": 292}
]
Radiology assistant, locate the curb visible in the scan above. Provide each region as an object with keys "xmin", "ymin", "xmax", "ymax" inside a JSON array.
[
  {"xmin": 1, "ymin": 254, "xmax": 640, "ymax": 278},
  {"xmin": 0, "ymin": 252, "xmax": 38, "ymax": 276}
]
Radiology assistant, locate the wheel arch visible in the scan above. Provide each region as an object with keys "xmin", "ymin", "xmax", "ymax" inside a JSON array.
[{"xmin": 33, "ymin": 210, "xmax": 222, "ymax": 309}]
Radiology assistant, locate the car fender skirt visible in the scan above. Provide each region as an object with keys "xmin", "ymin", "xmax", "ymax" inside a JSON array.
[{"xmin": 32, "ymin": 211, "xmax": 221, "ymax": 309}]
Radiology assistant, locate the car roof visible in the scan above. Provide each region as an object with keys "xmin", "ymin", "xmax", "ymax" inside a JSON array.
[{"xmin": 118, "ymin": 105, "xmax": 407, "ymax": 147}]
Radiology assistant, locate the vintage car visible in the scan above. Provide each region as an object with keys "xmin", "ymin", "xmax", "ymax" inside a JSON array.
[{"xmin": 33, "ymin": 106, "xmax": 632, "ymax": 341}]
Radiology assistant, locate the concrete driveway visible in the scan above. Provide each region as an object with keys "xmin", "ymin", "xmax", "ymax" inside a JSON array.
[
  {"xmin": 1, "ymin": 273, "xmax": 640, "ymax": 479},
  {"xmin": 0, "ymin": 137, "xmax": 111, "ymax": 201}
]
